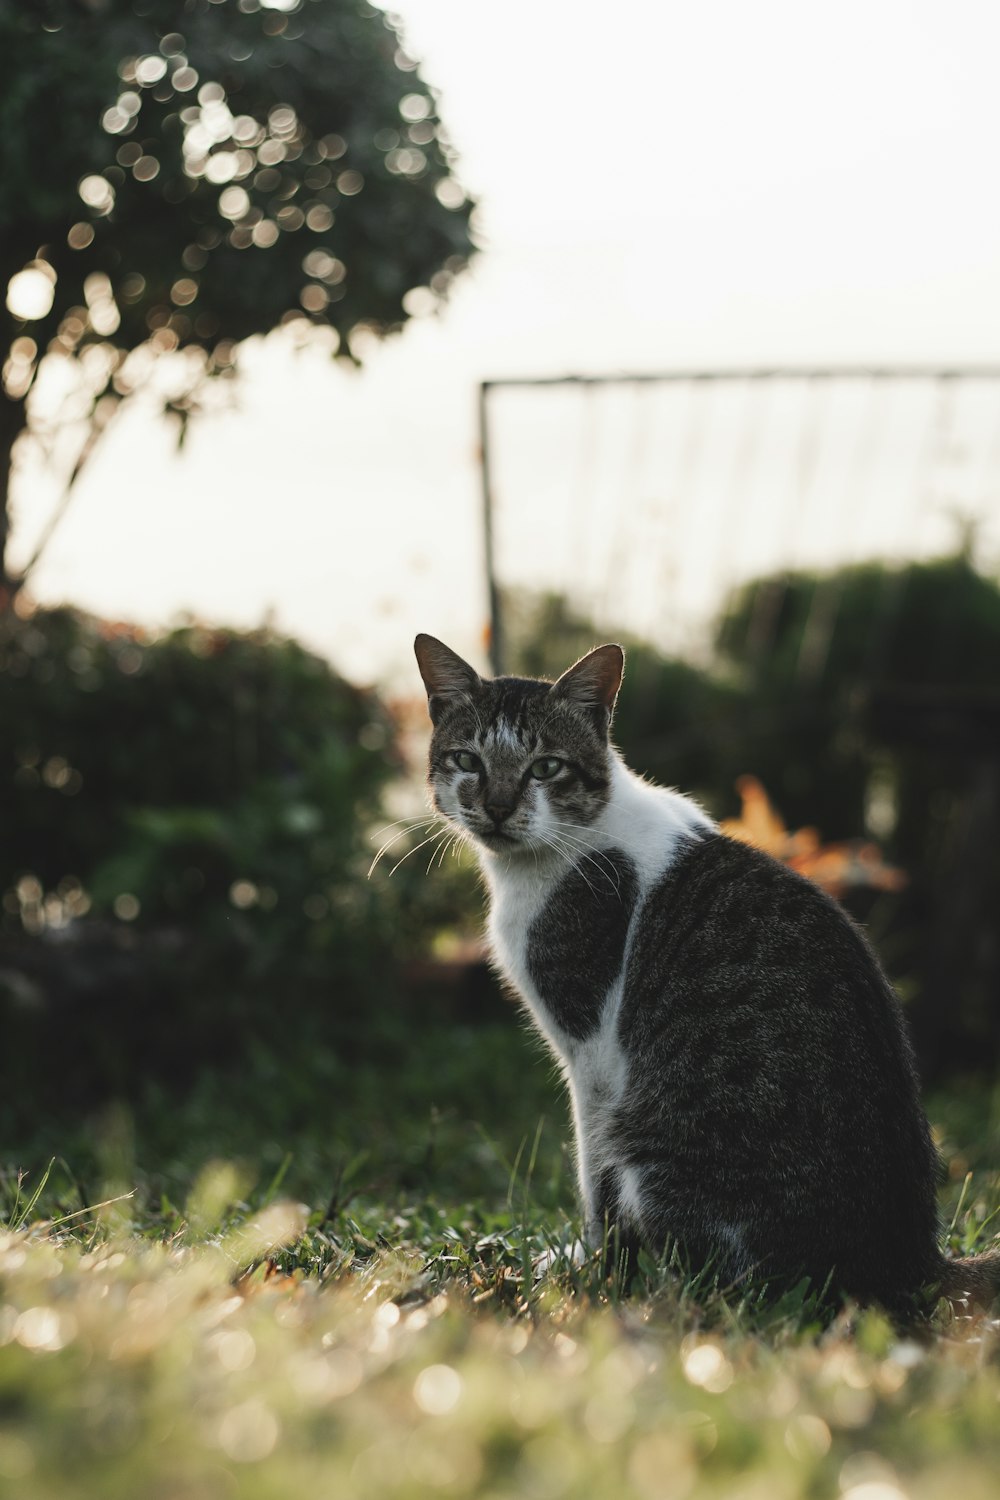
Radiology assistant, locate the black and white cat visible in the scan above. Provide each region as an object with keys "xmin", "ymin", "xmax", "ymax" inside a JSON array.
[{"xmin": 414, "ymin": 632, "xmax": 1000, "ymax": 1312}]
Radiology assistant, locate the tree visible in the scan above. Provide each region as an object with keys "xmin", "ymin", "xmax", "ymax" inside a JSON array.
[{"xmin": 0, "ymin": 0, "xmax": 476, "ymax": 595}]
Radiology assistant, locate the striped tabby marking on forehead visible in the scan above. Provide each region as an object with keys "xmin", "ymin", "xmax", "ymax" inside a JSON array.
[{"xmin": 434, "ymin": 679, "xmax": 606, "ymax": 762}]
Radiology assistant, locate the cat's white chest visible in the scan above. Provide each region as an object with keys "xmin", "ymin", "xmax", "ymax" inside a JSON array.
[
  {"xmin": 486, "ymin": 863, "xmax": 571, "ymax": 1050},
  {"xmin": 488, "ymin": 860, "xmax": 634, "ymax": 1230}
]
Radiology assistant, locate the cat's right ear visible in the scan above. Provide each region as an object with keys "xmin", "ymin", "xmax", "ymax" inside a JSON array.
[{"xmin": 414, "ymin": 635, "xmax": 482, "ymax": 724}]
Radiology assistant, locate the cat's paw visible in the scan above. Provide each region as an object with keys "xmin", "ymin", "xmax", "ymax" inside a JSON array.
[{"xmin": 533, "ymin": 1239, "xmax": 590, "ymax": 1279}]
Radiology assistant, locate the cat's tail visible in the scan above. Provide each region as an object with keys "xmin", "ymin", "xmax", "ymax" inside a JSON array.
[{"xmin": 937, "ymin": 1249, "xmax": 1000, "ymax": 1310}]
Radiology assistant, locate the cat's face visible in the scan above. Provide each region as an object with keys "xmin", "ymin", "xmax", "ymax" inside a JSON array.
[{"xmin": 414, "ymin": 635, "xmax": 624, "ymax": 858}]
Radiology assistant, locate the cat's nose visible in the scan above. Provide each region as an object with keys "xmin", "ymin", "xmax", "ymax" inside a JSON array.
[{"xmin": 486, "ymin": 801, "xmax": 516, "ymax": 825}]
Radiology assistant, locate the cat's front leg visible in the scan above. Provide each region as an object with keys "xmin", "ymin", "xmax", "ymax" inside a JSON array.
[
  {"xmin": 530, "ymin": 1087, "xmax": 615, "ymax": 1279},
  {"xmin": 569, "ymin": 1083, "xmax": 638, "ymax": 1276}
]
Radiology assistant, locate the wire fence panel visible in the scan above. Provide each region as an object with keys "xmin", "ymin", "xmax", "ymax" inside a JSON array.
[{"xmin": 479, "ymin": 369, "xmax": 1000, "ymax": 671}]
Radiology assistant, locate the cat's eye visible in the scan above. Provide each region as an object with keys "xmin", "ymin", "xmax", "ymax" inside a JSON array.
[
  {"xmin": 530, "ymin": 757, "xmax": 563, "ymax": 780},
  {"xmin": 452, "ymin": 750, "xmax": 482, "ymax": 773}
]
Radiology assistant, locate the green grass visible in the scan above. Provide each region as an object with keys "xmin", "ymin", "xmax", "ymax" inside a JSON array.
[{"xmin": 2, "ymin": 1011, "xmax": 1000, "ymax": 1499}]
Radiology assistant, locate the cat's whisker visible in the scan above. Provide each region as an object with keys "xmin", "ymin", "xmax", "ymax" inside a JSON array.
[
  {"xmin": 442, "ymin": 833, "xmax": 462, "ymax": 863},
  {"xmin": 369, "ymin": 815, "xmax": 440, "ymax": 850},
  {"xmin": 368, "ymin": 818, "xmax": 446, "ymax": 878},
  {"xmin": 535, "ymin": 830, "xmax": 595, "ymax": 869},
  {"xmin": 386, "ymin": 827, "xmax": 453, "ymax": 880},
  {"xmin": 371, "ymin": 812, "xmax": 438, "ymax": 838},
  {"xmin": 532, "ymin": 831, "xmax": 603, "ymax": 899},
  {"xmin": 369, "ymin": 827, "xmax": 438, "ymax": 862},
  {"xmin": 547, "ymin": 825, "xmax": 617, "ymax": 864},
  {"xmin": 551, "ymin": 820, "xmax": 625, "ymax": 858},
  {"xmin": 368, "ymin": 824, "xmax": 439, "ymax": 878},
  {"xmin": 540, "ymin": 827, "xmax": 624, "ymax": 896},
  {"xmin": 424, "ymin": 830, "xmax": 452, "ymax": 874},
  {"xmin": 552, "ymin": 836, "xmax": 624, "ymax": 892},
  {"xmin": 552, "ymin": 820, "xmax": 616, "ymax": 842},
  {"xmin": 555, "ymin": 850, "xmax": 616, "ymax": 900},
  {"xmin": 436, "ymin": 832, "xmax": 465, "ymax": 869}
]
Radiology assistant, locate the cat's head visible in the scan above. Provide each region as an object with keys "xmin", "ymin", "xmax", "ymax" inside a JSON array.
[{"xmin": 414, "ymin": 634, "xmax": 624, "ymax": 857}]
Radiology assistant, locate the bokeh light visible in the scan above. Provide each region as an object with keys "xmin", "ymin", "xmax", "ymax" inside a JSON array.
[{"xmin": 5, "ymin": 266, "xmax": 56, "ymax": 322}]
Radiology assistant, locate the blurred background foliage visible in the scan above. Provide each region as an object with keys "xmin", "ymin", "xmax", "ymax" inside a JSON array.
[
  {"xmin": 0, "ymin": 0, "xmax": 475, "ymax": 590},
  {"xmin": 0, "ymin": 605, "xmax": 456, "ymax": 1123}
]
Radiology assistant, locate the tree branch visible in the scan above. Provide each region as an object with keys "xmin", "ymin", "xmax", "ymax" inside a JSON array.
[{"xmin": 14, "ymin": 392, "xmax": 120, "ymax": 591}]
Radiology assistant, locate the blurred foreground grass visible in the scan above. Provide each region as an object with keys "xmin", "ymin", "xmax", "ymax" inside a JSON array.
[{"xmin": 2, "ymin": 1009, "xmax": 1000, "ymax": 1499}]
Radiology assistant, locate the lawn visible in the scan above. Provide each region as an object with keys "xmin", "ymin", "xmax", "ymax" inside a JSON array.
[{"xmin": 2, "ymin": 1006, "xmax": 999, "ymax": 1500}]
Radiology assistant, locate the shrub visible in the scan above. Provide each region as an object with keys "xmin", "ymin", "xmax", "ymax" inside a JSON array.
[{"xmin": 0, "ymin": 605, "xmax": 402, "ymax": 1108}]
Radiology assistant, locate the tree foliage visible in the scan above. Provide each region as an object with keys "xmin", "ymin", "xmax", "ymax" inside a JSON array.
[{"xmin": 0, "ymin": 0, "xmax": 476, "ymax": 584}]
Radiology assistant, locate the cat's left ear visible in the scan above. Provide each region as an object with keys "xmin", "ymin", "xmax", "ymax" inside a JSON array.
[
  {"xmin": 414, "ymin": 634, "xmax": 482, "ymax": 724},
  {"xmin": 550, "ymin": 644, "xmax": 624, "ymax": 719}
]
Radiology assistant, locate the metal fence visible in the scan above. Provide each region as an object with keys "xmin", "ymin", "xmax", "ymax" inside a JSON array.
[{"xmin": 478, "ymin": 368, "xmax": 1000, "ymax": 674}]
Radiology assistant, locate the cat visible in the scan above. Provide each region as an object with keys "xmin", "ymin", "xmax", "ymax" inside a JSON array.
[{"xmin": 413, "ymin": 633, "xmax": 1000, "ymax": 1314}]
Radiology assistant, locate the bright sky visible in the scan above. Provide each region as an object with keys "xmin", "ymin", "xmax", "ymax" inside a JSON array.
[{"xmin": 12, "ymin": 0, "xmax": 1000, "ymax": 685}]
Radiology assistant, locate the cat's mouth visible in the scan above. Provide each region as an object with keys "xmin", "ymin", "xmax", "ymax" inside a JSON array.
[{"xmin": 476, "ymin": 827, "xmax": 521, "ymax": 849}]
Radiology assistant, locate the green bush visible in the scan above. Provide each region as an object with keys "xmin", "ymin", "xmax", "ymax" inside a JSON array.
[
  {"xmin": 0, "ymin": 606, "xmax": 414, "ymax": 1112},
  {"xmin": 716, "ymin": 554, "xmax": 1000, "ymax": 1075},
  {"xmin": 1, "ymin": 606, "xmax": 396, "ymax": 975}
]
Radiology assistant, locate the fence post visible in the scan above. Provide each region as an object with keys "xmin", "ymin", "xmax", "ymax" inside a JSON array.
[{"xmin": 478, "ymin": 380, "xmax": 503, "ymax": 676}]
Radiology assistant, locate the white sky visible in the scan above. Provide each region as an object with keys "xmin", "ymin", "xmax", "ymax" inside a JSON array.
[{"xmin": 11, "ymin": 0, "xmax": 1000, "ymax": 684}]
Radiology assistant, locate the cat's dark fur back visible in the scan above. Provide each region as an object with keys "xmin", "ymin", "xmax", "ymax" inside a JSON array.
[{"xmin": 613, "ymin": 834, "xmax": 941, "ymax": 1305}]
